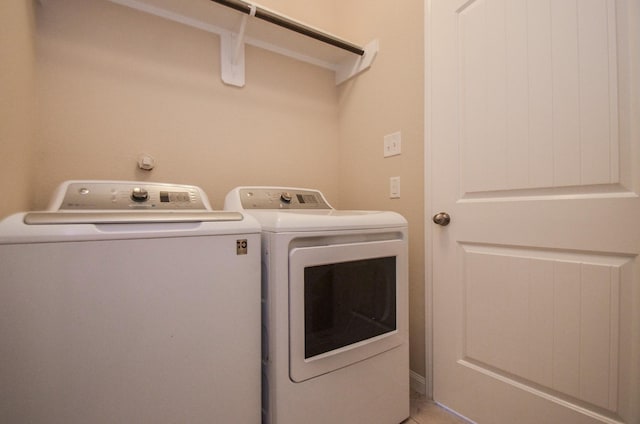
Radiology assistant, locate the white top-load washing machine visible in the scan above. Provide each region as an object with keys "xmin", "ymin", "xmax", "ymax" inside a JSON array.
[
  {"xmin": 0, "ymin": 181, "xmax": 261, "ymax": 424},
  {"xmin": 224, "ymin": 187, "xmax": 409, "ymax": 424}
]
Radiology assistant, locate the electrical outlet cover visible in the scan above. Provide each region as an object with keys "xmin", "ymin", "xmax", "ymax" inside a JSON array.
[{"xmin": 390, "ymin": 176, "xmax": 400, "ymax": 198}]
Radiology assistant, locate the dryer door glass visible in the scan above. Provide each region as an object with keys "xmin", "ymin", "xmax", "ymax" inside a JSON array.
[
  {"xmin": 289, "ymin": 239, "xmax": 406, "ymax": 383},
  {"xmin": 304, "ymin": 256, "xmax": 396, "ymax": 358}
]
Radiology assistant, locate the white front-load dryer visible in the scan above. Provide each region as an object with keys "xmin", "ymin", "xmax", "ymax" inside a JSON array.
[
  {"xmin": 0, "ymin": 181, "xmax": 261, "ymax": 424},
  {"xmin": 225, "ymin": 187, "xmax": 409, "ymax": 424}
]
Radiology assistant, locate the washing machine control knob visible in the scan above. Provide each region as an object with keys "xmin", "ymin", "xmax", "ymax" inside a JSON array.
[
  {"xmin": 280, "ymin": 192, "xmax": 293, "ymax": 203},
  {"xmin": 131, "ymin": 187, "xmax": 149, "ymax": 202}
]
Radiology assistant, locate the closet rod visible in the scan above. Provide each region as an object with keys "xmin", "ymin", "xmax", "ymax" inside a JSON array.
[{"xmin": 209, "ymin": 0, "xmax": 366, "ymax": 56}]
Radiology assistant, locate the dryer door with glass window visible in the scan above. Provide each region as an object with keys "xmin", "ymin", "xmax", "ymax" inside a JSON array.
[{"xmin": 289, "ymin": 239, "xmax": 406, "ymax": 382}]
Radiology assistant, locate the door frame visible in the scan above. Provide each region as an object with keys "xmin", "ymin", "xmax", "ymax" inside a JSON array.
[{"xmin": 423, "ymin": 0, "xmax": 435, "ymax": 401}]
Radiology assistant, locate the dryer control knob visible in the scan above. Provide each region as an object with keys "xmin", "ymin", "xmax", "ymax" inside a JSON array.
[
  {"xmin": 280, "ymin": 192, "xmax": 293, "ymax": 203},
  {"xmin": 131, "ymin": 187, "xmax": 149, "ymax": 202}
]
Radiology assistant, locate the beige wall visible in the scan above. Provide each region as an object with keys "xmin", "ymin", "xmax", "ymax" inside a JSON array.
[
  {"xmin": 33, "ymin": 0, "xmax": 340, "ymax": 210},
  {"xmin": 0, "ymin": 0, "xmax": 36, "ymax": 216},
  {"xmin": 335, "ymin": 1, "xmax": 426, "ymax": 377},
  {"xmin": 18, "ymin": 0, "xmax": 426, "ymax": 380}
]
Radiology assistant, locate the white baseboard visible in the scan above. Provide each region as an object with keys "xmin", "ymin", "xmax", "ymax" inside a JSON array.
[{"xmin": 410, "ymin": 370, "xmax": 427, "ymax": 395}]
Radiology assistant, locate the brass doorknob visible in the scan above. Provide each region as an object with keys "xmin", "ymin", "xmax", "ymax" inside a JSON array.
[{"xmin": 432, "ymin": 212, "xmax": 451, "ymax": 226}]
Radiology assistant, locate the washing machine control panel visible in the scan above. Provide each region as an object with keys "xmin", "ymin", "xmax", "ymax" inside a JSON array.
[
  {"xmin": 49, "ymin": 181, "xmax": 211, "ymax": 210},
  {"xmin": 238, "ymin": 188, "xmax": 332, "ymax": 210}
]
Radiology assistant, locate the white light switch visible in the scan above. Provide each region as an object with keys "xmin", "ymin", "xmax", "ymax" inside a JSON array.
[
  {"xmin": 390, "ymin": 176, "xmax": 400, "ymax": 199},
  {"xmin": 383, "ymin": 131, "xmax": 401, "ymax": 157}
]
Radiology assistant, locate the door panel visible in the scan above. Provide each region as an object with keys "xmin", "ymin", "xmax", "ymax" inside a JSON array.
[
  {"xmin": 428, "ymin": 0, "xmax": 639, "ymax": 422},
  {"xmin": 458, "ymin": 0, "xmax": 620, "ymax": 194},
  {"xmin": 462, "ymin": 245, "xmax": 629, "ymax": 412}
]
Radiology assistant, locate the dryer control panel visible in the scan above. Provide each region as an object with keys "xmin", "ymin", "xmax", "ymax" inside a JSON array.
[
  {"xmin": 236, "ymin": 188, "xmax": 332, "ymax": 210},
  {"xmin": 48, "ymin": 181, "xmax": 211, "ymax": 211}
]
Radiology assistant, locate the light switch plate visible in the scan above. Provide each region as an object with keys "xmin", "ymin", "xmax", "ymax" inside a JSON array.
[{"xmin": 384, "ymin": 131, "xmax": 401, "ymax": 157}]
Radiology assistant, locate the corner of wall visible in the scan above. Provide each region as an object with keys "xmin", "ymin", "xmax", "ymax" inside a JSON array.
[
  {"xmin": 0, "ymin": 0, "xmax": 37, "ymax": 217},
  {"xmin": 335, "ymin": 0, "xmax": 426, "ymax": 378}
]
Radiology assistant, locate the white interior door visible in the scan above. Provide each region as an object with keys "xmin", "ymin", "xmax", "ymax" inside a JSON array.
[{"xmin": 427, "ymin": 0, "xmax": 640, "ymax": 423}]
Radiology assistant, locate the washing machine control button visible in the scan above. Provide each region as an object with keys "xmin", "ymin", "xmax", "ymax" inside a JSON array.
[
  {"xmin": 131, "ymin": 187, "xmax": 149, "ymax": 202},
  {"xmin": 280, "ymin": 192, "xmax": 293, "ymax": 203}
]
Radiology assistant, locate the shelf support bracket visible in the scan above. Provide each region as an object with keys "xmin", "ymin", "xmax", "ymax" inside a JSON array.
[
  {"xmin": 335, "ymin": 39, "xmax": 379, "ymax": 85},
  {"xmin": 220, "ymin": 3, "xmax": 256, "ymax": 87}
]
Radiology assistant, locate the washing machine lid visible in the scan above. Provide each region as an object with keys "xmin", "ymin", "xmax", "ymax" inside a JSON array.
[
  {"xmin": 0, "ymin": 212, "xmax": 260, "ymax": 243},
  {"xmin": 0, "ymin": 180, "xmax": 261, "ymax": 243}
]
